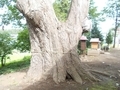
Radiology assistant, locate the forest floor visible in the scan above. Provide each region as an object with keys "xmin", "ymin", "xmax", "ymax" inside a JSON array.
[{"xmin": 0, "ymin": 48, "xmax": 120, "ymax": 90}]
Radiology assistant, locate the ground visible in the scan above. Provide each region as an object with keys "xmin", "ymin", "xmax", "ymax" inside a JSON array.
[{"xmin": 0, "ymin": 49, "xmax": 120, "ymax": 90}]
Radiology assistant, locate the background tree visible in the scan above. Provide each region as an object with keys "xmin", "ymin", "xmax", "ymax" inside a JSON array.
[
  {"xmin": 0, "ymin": 0, "xmax": 25, "ymax": 27},
  {"xmin": 84, "ymin": 31, "xmax": 91, "ymax": 47},
  {"xmin": 0, "ymin": 0, "xmax": 30, "ymax": 52},
  {"xmin": 0, "ymin": 32, "xmax": 15, "ymax": 67},
  {"xmin": 15, "ymin": 28, "xmax": 30, "ymax": 52},
  {"xmin": 85, "ymin": 23, "xmax": 104, "ymax": 47},
  {"xmin": 89, "ymin": 0, "xmax": 101, "ymax": 20},
  {"xmin": 84, "ymin": 0, "xmax": 104, "ymax": 47},
  {"xmin": 53, "ymin": 0, "xmax": 71, "ymax": 21},
  {"xmin": 106, "ymin": 30, "xmax": 113, "ymax": 47},
  {"xmin": 91, "ymin": 22, "xmax": 104, "ymax": 42},
  {"xmin": 103, "ymin": 0, "xmax": 120, "ymax": 48}
]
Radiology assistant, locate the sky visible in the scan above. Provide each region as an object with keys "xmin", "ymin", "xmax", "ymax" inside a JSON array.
[
  {"xmin": 0, "ymin": 0, "xmax": 115, "ymax": 36},
  {"xmin": 94, "ymin": 0, "xmax": 115, "ymax": 36}
]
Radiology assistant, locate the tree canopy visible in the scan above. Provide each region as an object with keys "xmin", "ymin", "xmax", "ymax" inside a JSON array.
[
  {"xmin": 15, "ymin": 28, "xmax": 30, "ymax": 52},
  {"xmin": 91, "ymin": 22, "xmax": 104, "ymax": 42},
  {"xmin": 53, "ymin": 0, "xmax": 71, "ymax": 21},
  {"xmin": 0, "ymin": 0, "xmax": 25, "ymax": 27},
  {"xmin": 0, "ymin": 32, "xmax": 15, "ymax": 66},
  {"xmin": 106, "ymin": 30, "xmax": 113, "ymax": 46},
  {"xmin": 84, "ymin": 0, "xmax": 104, "ymax": 47},
  {"xmin": 0, "ymin": 0, "xmax": 105, "ymax": 27},
  {"xmin": 103, "ymin": 0, "xmax": 120, "ymax": 18},
  {"xmin": 103, "ymin": 0, "xmax": 120, "ymax": 47}
]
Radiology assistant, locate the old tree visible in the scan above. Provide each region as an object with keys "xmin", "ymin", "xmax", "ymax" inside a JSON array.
[{"xmin": 16, "ymin": 0, "xmax": 98, "ymax": 84}]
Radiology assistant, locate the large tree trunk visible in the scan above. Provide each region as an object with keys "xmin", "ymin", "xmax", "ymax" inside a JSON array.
[{"xmin": 16, "ymin": 0, "xmax": 98, "ymax": 84}]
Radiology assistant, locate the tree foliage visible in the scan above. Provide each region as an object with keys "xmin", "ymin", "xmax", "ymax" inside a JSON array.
[
  {"xmin": 89, "ymin": 0, "xmax": 99, "ymax": 20},
  {"xmin": 89, "ymin": 0, "xmax": 105, "ymax": 22},
  {"xmin": 91, "ymin": 22, "xmax": 104, "ymax": 42},
  {"xmin": 0, "ymin": 0, "xmax": 103, "ymax": 28},
  {"xmin": 0, "ymin": 0, "xmax": 30, "ymax": 52},
  {"xmin": 103, "ymin": 0, "xmax": 120, "ymax": 18},
  {"xmin": 106, "ymin": 30, "xmax": 113, "ymax": 46},
  {"xmin": 84, "ymin": 31, "xmax": 91, "ymax": 47},
  {"xmin": 53, "ymin": 0, "xmax": 104, "ymax": 22},
  {"xmin": 15, "ymin": 28, "xmax": 30, "ymax": 52},
  {"xmin": 0, "ymin": 0, "xmax": 104, "ymax": 27},
  {"xmin": 53, "ymin": 0, "xmax": 71, "ymax": 21},
  {"xmin": 84, "ymin": 0, "xmax": 104, "ymax": 47},
  {"xmin": 0, "ymin": 0, "xmax": 25, "ymax": 27},
  {"xmin": 0, "ymin": 32, "xmax": 15, "ymax": 67},
  {"xmin": 103, "ymin": 0, "xmax": 120, "ymax": 47}
]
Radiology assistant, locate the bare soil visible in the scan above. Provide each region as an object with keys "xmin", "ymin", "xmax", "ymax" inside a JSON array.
[{"xmin": 0, "ymin": 49, "xmax": 120, "ymax": 90}]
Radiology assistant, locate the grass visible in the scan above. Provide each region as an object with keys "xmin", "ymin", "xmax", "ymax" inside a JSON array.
[
  {"xmin": 0, "ymin": 56, "xmax": 31, "ymax": 75},
  {"xmin": 6, "ymin": 51, "xmax": 31, "ymax": 63},
  {"xmin": 89, "ymin": 81, "xmax": 117, "ymax": 90}
]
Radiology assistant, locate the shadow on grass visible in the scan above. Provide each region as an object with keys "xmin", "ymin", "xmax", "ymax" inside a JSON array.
[{"xmin": 0, "ymin": 56, "xmax": 31, "ymax": 75}]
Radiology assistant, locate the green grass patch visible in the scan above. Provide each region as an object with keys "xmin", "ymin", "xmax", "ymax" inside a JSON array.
[
  {"xmin": 90, "ymin": 81, "xmax": 117, "ymax": 90},
  {"xmin": 0, "ymin": 56, "xmax": 31, "ymax": 75},
  {"xmin": 6, "ymin": 52, "xmax": 31, "ymax": 64}
]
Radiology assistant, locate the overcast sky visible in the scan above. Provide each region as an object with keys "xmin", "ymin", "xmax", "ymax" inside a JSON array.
[
  {"xmin": 90, "ymin": 0, "xmax": 114, "ymax": 35},
  {"xmin": 95, "ymin": 0, "xmax": 115, "ymax": 35}
]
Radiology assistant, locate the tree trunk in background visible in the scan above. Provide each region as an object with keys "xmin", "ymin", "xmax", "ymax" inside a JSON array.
[
  {"xmin": 16, "ymin": 0, "xmax": 98, "ymax": 84},
  {"xmin": 1, "ymin": 56, "xmax": 5, "ymax": 67}
]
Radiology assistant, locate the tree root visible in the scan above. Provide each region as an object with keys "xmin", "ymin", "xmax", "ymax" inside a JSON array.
[{"xmin": 89, "ymin": 69, "xmax": 111, "ymax": 77}]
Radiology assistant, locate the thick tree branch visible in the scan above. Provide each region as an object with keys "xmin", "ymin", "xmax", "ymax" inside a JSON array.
[
  {"xmin": 16, "ymin": 0, "xmax": 59, "ymax": 29},
  {"xmin": 67, "ymin": 0, "xmax": 90, "ymax": 25}
]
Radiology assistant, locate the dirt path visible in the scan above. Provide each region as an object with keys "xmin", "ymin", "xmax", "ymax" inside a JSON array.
[
  {"xmin": 0, "ymin": 49, "xmax": 120, "ymax": 90},
  {"xmin": 85, "ymin": 49, "xmax": 120, "ymax": 82},
  {"xmin": 0, "ymin": 72, "xmax": 25, "ymax": 90}
]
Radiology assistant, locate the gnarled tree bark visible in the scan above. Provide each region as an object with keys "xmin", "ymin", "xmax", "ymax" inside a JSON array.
[{"xmin": 16, "ymin": 0, "xmax": 98, "ymax": 84}]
